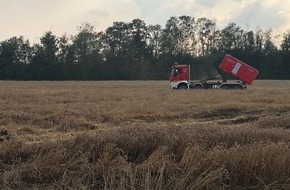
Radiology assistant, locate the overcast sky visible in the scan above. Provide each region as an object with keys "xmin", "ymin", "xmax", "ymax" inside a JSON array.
[{"xmin": 1, "ymin": 0, "xmax": 290, "ymax": 44}]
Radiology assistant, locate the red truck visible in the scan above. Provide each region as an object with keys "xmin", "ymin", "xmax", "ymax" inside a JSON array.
[{"xmin": 170, "ymin": 54, "xmax": 259, "ymax": 89}]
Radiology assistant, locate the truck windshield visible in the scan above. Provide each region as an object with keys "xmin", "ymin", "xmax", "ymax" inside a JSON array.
[{"xmin": 172, "ymin": 68, "xmax": 181, "ymax": 75}]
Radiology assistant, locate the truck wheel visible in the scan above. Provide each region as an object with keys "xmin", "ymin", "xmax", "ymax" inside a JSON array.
[
  {"xmin": 177, "ymin": 85, "xmax": 188, "ymax": 90},
  {"xmin": 221, "ymin": 85, "xmax": 230, "ymax": 89},
  {"xmin": 233, "ymin": 85, "xmax": 243, "ymax": 89},
  {"xmin": 193, "ymin": 85, "xmax": 203, "ymax": 89}
]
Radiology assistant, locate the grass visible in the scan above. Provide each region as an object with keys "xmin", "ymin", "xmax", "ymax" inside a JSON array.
[{"xmin": 0, "ymin": 80, "xmax": 290, "ymax": 189}]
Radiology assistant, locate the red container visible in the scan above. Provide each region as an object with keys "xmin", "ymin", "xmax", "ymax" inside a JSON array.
[{"xmin": 219, "ymin": 54, "xmax": 259, "ymax": 85}]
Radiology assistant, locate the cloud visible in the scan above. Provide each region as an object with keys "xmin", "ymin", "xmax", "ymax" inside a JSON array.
[
  {"xmin": 0, "ymin": 0, "xmax": 141, "ymax": 42},
  {"xmin": 0, "ymin": 0, "xmax": 290, "ymax": 44},
  {"xmin": 194, "ymin": 0, "xmax": 216, "ymax": 8},
  {"xmin": 229, "ymin": 0, "xmax": 290, "ymax": 30}
]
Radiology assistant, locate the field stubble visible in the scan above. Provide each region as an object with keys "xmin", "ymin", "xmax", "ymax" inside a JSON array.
[{"xmin": 0, "ymin": 80, "xmax": 290, "ymax": 189}]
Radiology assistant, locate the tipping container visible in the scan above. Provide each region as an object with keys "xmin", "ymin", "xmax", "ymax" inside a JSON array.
[{"xmin": 219, "ymin": 54, "xmax": 259, "ymax": 85}]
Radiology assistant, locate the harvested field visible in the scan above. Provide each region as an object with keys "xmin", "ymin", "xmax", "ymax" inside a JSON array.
[{"xmin": 0, "ymin": 80, "xmax": 290, "ymax": 189}]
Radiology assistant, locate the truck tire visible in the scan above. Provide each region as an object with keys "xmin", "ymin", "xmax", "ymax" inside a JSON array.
[
  {"xmin": 193, "ymin": 85, "xmax": 203, "ymax": 89},
  {"xmin": 232, "ymin": 85, "xmax": 243, "ymax": 89},
  {"xmin": 177, "ymin": 85, "xmax": 188, "ymax": 90},
  {"xmin": 221, "ymin": 85, "xmax": 230, "ymax": 89}
]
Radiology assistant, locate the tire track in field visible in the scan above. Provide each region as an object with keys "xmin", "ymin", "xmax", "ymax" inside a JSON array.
[{"xmin": 128, "ymin": 110, "xmax": 290, "ymax": 126}]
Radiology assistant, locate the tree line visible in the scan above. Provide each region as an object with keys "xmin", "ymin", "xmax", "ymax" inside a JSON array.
[{"xmin": 0, "ymin": 16, "xmax": 290, "ymax": 80}]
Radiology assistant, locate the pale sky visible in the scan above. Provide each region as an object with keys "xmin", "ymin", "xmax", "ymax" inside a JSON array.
[{"xmin": 1, "ymin": 0, "xmax": 290, "ymax": 44}]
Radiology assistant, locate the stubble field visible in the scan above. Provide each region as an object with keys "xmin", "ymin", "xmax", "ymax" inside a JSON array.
[{"xmin": 0, "ymin": 80, "xmax": 290, "ymax": 190}]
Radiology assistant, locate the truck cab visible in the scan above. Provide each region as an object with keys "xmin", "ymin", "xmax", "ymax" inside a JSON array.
[{"xmin": 170, "ymin": 64, "xmax": 190, "ymax": 89}]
